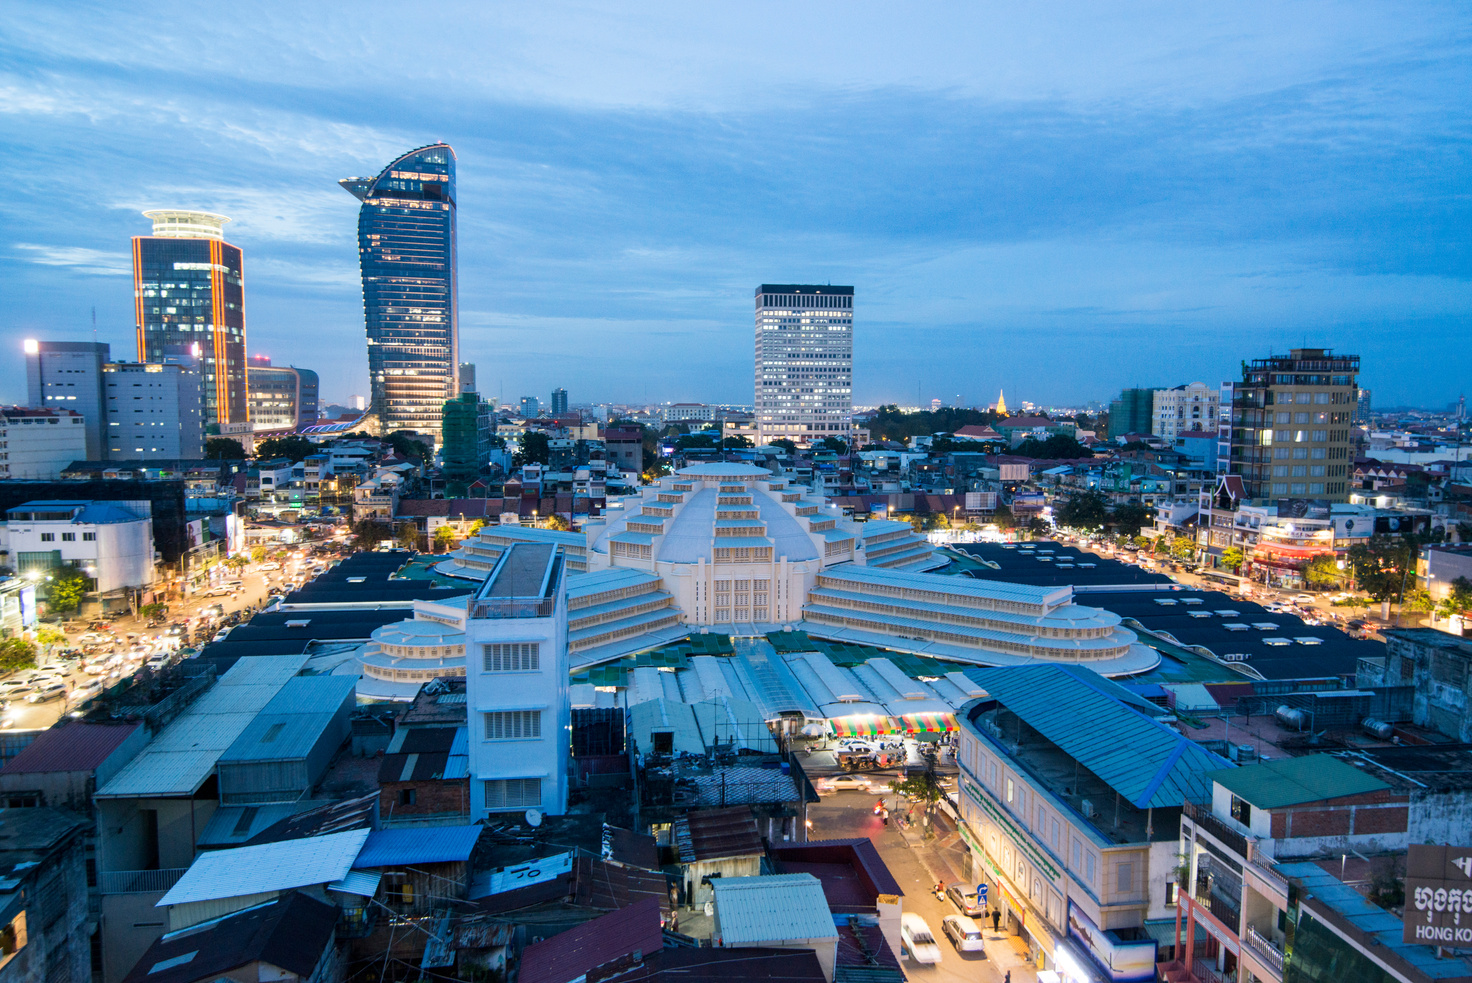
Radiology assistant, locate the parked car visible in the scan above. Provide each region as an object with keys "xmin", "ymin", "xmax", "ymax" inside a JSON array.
[
  {"xmin": 1293, "ymin": 593, "xmax": 1315, "ymax": 605},
  {"xmin": 816, "ymin": 774, "xmax": 873, "ymax": 794},
  {"xmin": 946, "ymin": 883, "xmax": 985, "ymax": 917},
  {"xmin": 70, "ymin": 679, "xmax": 104, "ymax": 703},
  {"xmin": 942, "ymin": 915, "xmax": 987, "ymax": 953},
  {"xmin": 901, "ymin": 913, "xmax": 942, "ymax": 965},
  {"xmin": 27, "ymin": 681, "xmax": 68, "ymax": 703}
]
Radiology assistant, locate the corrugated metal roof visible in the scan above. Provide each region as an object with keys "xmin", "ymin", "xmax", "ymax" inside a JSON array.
[
  {"xmin": 327, "ymin": 869, "xmax": 381, "ymax": 897},
  {"xmin": 219, "ymin": 712, "xmax": 339, "ymax": 764},
  {"xmin": 628, "ymin": 698, "xmax": 704, "ymax": 757},
  {"xmin": 258, "ymin": 674, "xmax": 358, "ymax": 715},
  {"xmin": 712, "ymin": 874, "xmax": 837, "ymax": 943},
  {"xmin": 97, "ymin": 656, "xmax": 309, "ymax": 799},
  {"xmin": 965, "ymin": 664, "xmax": 1231, "ymax": 809},
  {"xmin": 1209, "ymin": 755, "xmax": 1390, "ymax": 809},
  {"xmin": 158, "ymin": 828, "xmax": 370, "ymax": 906},
  {"xmin": 0, "ymin": 721, "xmax": 140, "ymax": 775},
  {"xmin": 519, "ymin": 897, "xmax": 663, "ymax": 983},
  {"xmin": 354, "ymin": 824, "xmax": 482, "ymax": 868}
]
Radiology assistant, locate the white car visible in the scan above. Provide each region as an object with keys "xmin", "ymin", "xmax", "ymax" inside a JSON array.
[
  {"xmin": 901, "ymin": 913, "xmax": 942, "ymax": 965},
  {"xmin": 1293, "ymin": 594, "xmax": 1315, "ymax": 605},
  {"xmin": 817, "ymin": 775, "xmax": 873, "ymax": 793},
  {"xmin": 70, "ymin": 680, "xmax": 104, "ymax": 703},
  {"xmin": 27, "ymin": 681, "xmax": 68, "ymax": 703},
  {"xmin": 942, "ymin": 915, "xmax": 987, "ymax": 953}
]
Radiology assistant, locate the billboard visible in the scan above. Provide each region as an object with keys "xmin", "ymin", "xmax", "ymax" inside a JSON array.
[
  {"xmin": 1067, "ymin": 901, "xmax": 1157, "ymax": 982},
  {"xmin": 1404, "ymin": 844, "xmax": 1472, "ymax": 946},
  {"xmin": 1276, "ymin": 499, "xmax": 1331, "ymax": 521}
]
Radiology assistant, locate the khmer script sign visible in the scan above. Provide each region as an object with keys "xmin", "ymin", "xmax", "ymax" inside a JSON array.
[{"xmin": 1404, "ymin": 844, "xmax": 1472, "ymax": 945}]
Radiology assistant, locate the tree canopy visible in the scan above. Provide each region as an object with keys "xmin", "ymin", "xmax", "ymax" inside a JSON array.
[
  {"xmin": 205, "ymin": 437, "xmax": 246, "ymax": 460},
  {"xmin": 1347, "ymin": 536, "xmax": 1416, "ymax": 604},
  {"xmin": 1108, "ymin": 502, "xmax": 1153, "ymax": 537},
  {"xmin": 868, "ymin": 405, "xmax": 1000, "ymax": 442},
  {"xmin": 254, "ymin": 435, "xmax": 317, "ymax": 462},
  {"xmin": 513, "ymin": 431, "xmax": 550, "ymax": 467},
  {"xmin": 1013, "ymin": 434, "xmax": 1092, "ymax": 459},
  {"xmin": 1056, "ymin": 490, "xmax": 1109, "ymax": 531},
  {"xmin": 46, "ymin": 568, "xmax": 91, "ymax": 611},
  {"xmin": 383, "ymin": 431, "xmax": 432, "ymax": 462}
]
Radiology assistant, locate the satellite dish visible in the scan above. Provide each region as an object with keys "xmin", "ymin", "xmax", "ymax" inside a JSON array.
[{"xmin": 525, "ymin": 809, "xmax": 543, "ymax": 828}]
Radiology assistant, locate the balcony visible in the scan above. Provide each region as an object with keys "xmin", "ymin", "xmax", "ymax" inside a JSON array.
[
  {"xmin": 1184, "ymin": 800, "xmax": 1249, "ymax": 860},
  {"xmin": 1245, "ymin": 925, "xmax": 1285, "ymax": 978},
  {"xmin": 471, "ymin": 596, "xmax": 556, "ymax": 619},
  {"xmin": 99, "ymin": 867, "xmax": 188, "ymax": 895},
  {"xmin": 1193, "ymin": 889, "xmax": 1242, "ymax": 936}
]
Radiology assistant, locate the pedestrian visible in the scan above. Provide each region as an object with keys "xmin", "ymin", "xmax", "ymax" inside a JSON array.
[
  {"xmin": 992, "ymin": 908, "xmax": 1001, "ymax": 933},
  {"xmin": 881, "ymin": 805, "xmax": 889, "ymax": 826},
  {"xmin": 1005, "ymin": 972, "xmax": 1012, "ymax": 983}
]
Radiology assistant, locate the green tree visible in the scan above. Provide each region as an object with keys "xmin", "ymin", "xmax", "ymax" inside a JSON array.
[
  {"xmin": 1014, "ymin": 433, "xmax": 1092, "ymax": 459},
  {"xmin": 433, "ymin": 526, "xmax": 457, "ymax": 552},
  {"xmin": 991, "ymin": 503, "xmax": 1016, "ymax": 530},
  {"xmin": 1435, "ymin": 576, "xmax": 1472, "ymax": 620},
  {"xmin": 397, "ymin": 523, "xmax": 422, "ymax": 551},
  {"xmin": 250, "ymin": 545, "xmax": 267, "ymax": 563},
  {"xmin": 818, "ymin": 436, "xmax": 849, "ymax": 454},
  {"xmin": 1025, "ymin": 516, "xmax": 1050, "ymax": 538},
  {"xmin": 0, "ymin": 637, "xmax": 37, "ymax": 674},
  {"xmin": 1221, "ymin": 546, "xmax": 1245, "ymax": 572},
  {"xmin": 1056, "ymin": 491, "xmax": 1109, "ymax": 532},
  {"xmin": 1109, "ymin": 502, "xmax": 1153, "ymax": 537},
  {"xmin": 466, "ymin": 519, "xmax": 487, "ymax": 536},
  {"xmin": 722, "ymin": 435, "xmax": 754, "ymax": 449},
  {"xmin": 34, "ymin": 626, "xmax": 66, "ymax": 650},
  {"xmin": 1303, "ymin": 554, "xmax": 1343, "ymax": 590},
  {"xmin": 889, "ymin": 772, "xmax": 945, "ymax": 828},
  {"xmin": 352, "ymin": 519, "xmax": 389, "ymax": 548},
  {"xmin": 205, "ymin": 437, "xmax": 246, "ymax": 460},
  {"xmin": 222, "ymin": 555, "xmax": 248, "ymax": 571},
  {"xmin": 1347, "ymin": 536, "xmax": 1416, "ymax": 609},
  {"xmin": 138, "ymin": 602, "xmax": 168, "ymax": 620},
  {"xmin": 46, "ymin": 568, "xmax": 91, "ymax": 612},
  {"xmin": 1458, "ymin": 521, "xmax": 1472, "ymax": 544},
  {"xmin": 254, "ymin": 435, "xmax": 317, "ymax": 462},
  {"xmin": 513, "ymin": 431, "xmax": 550, "ymax": 467},
  {"xmin": 1170, "ymin": 537, "xmax": 1197, "ymax": 562},
  {"xmin": 770, "ymin": 438, "xmax": 797, "ymax": 455},
  {"xmin": 1404, "ymin": 589, "xmax": 1434, "ymax": 614},
  {"xmin": 544, "ymin": 514, "xmax": 572, "ymax": 532}
]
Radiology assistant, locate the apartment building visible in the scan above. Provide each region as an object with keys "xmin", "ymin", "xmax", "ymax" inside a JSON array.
[
  {"xmin": 1154, "ymin": 383, "xmax": 1221, "ymax": 441},
  {"xmin": 0, "ymin": 407, "xmax": 88, "ymax": 479},
  {"xmin": 955, "ymin": 665, "xmax": 1230, "ymax": 982},
  {"xmin": 102, "ymin": 361, "xmax": 204, "ymax": 460}
]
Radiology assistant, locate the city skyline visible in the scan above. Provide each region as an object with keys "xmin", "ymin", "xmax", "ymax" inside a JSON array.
[{"xmin": 1, "ymin": 3, "xmax": 1469, "ymax": 411}]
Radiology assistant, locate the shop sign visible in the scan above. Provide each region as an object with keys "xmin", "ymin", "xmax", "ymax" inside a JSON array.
[
  {"xmin": 1066, "ymin": 902, "xmax": 1157, "ymax": 983},
  {"xmin": 1405, "ymin": 844, "xmax": 1472, "ymax": 945}
]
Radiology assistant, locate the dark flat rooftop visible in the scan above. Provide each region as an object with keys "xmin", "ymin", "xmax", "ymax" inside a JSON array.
[
  {"xmin": 1087, "ymin": 589, "xmax": 1383, "ymax": 681},
  {"xmin": 482, "ymin": 542, "xmax": 557, "ymax": 599},
  {"xmin": 953, "ymin": 542, "xmax": 1175, "ymax": 588}
]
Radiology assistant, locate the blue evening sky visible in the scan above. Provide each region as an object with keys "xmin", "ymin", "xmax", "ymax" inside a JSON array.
[{"xmin": 1, "ymin": 2, "xmax": 1468, "ymax": 410}]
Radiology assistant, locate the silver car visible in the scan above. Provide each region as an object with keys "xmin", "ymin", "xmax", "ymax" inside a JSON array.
[
  {"xmin": 942, "ymin": 915, "xmax": 987, "ymax": 953},
  {"xmin": 946, "ymin": 883, "xmax": 985, "ymax": 917}
]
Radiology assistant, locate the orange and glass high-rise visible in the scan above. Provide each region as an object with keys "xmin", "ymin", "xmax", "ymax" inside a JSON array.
[
  {"xmin": 132, "ymin": 210, "xmax": 248, "ymax": 428},
  {"xmin": 340, "ymin": 143, "xmax": 459, "ymax": 439}
]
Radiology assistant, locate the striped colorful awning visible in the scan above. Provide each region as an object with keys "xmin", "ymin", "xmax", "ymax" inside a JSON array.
[
  {"xmin": 901, "ymin": 712, "xmax": 958, "ymax": 734},
  {"xmin": 828, "ymin": 715, "xmax": 895, "ymax": 738}
]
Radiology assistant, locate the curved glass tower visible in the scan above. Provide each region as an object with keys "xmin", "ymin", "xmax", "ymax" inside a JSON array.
[{"xmin": 341, "ymin": 143, "xmax": 459, "ymax": 438}]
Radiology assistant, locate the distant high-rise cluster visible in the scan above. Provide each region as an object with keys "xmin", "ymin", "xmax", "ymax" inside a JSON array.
[
  {"xmin": 341, "ymin": 144, "xmax": 459, "ymax": 439},
  {"xmin": 550, "ymin": 387, "xmax": 568, "ymax": 416},
  {"xmin": 132, "ymin": 210, "xmax": 247, "ymax": 427},
  {"xmin": 754, "ymin": 284, "xmax": 853, "ymax": 446}
]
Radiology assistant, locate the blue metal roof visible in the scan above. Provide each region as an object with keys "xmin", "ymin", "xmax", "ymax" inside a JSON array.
[
  {"xmin": 354, "ymin": 824, "xmax": 482, "ymax": 868},
  {"xmin": 964, "ymin": 664, "xmax": 1231, "ymax": 809}
]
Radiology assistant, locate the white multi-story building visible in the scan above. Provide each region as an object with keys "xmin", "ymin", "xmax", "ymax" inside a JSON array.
[
  {"xmin": 755, "ymin": 284, "xmax": 853, "ymax": 446},
  {"xmin": 1152, "ymin": 382, "xmax": 1220, "ymax": 441},
  {"xmin": 0, "ymin": 407, "xmax": 89, "ymax": 479},
  {"xmin": 462, "ymin": 542, "xmax": 570, "ymax": 817},
  {"xmin": 102, "ymin": 361, "xmax": 204, "ymax": 460},
  {"xmin": 1, "ymin": 499, "xmax": 155, "ymax": 591},
  {"xmin": 25, "ymin": 339, "xmax": 112, "ymax": 460},
  {"xmin": 662, "ymin": 402, "xmax": 716, "ymax": 423}
]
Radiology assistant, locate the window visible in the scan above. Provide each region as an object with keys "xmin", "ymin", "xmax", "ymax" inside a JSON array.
[
  {"xmin": 484, "ymin": 777, "xmax": 541, "ymax": 809},
  {"xmin": 483, "ymin": 642, "xmax": 539, "ymax": 672},
  {"xmin": 1086, "ymin": 852, "xmax": 1097, "ymax": 885},
  {"xmin": 1230, "ymin": 794, "xmax": 1252, "ymax": 825},
  {"xmin": 1005, "ymin": 777, "xmax": 1014, "ymax": 803},
  {"xmin": 398, "ymin": 788, "xmax": 416, "ymax": 806},
  {"xmin": 1037, "ymin": 804, "xmax": 1046, "ymax": 831},
  {"xmin": 1052, "ymin": 818, "xmax": 1061, "ymax": 850},
  {"xmin": 484, "ymin": 710, "xmax": 541, "ymax": 740},
  {"xmin": 1117, "ymin": 862, "xmax": 1133, "ymax": 893},
  {"xmin": 1072, "ymin": 838, "xmax": 1082, "ymax": 869},
  {"xmin": 40, "ymin": 533, "xmax": 54, "ymax": 542},
  {"xmin": 61, "ymin": 533, "xmax": 75, "ymax": 542},
  {"xmin": 1166, "ymin": 881, "xmax": 1179, "ymax": 906}
]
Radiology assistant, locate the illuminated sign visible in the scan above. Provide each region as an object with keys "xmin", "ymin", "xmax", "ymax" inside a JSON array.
[{"xmin": 1404, "ymin": 844, "xmax": 1472, "ymax": 946}]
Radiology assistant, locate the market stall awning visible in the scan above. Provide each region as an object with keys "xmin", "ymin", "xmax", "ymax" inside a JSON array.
[
  {"xmin": 828, "ymin": 715, "xmax": 896, "ymax": 738},
  {"xmin": 901, "ymin": 712, "xmax": 957, "ymax": 738}
]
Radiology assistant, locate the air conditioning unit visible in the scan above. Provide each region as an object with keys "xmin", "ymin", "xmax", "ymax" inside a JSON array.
[{"xmin": 1080, "ymin": 799, "xmax": 1098, "ymax": 819}]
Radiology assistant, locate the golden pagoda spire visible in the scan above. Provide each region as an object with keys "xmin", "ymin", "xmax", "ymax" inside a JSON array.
[{"xmin": 996, "ymin": 389, "xmax": 1008, "ymax": 416}]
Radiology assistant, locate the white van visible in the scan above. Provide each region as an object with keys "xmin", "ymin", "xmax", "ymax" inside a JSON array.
[{"xmin": 901, "ymin": 913, "xmax": 942, "ymax": 965}]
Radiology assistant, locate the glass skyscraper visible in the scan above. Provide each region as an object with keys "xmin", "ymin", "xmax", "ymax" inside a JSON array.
[
  {"xmin": 754, "ymin": 284, "xmax": 854, "ymax": 446},
  {"xmin": 132, "ymin": 210, "xmax": 247, "ymax": 427},
  {"xmin": 341, "ymin": 143, "xmax": 459, "ymax": 438}
]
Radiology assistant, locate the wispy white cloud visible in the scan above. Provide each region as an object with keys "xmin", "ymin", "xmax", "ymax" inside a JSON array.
[{"xmin": 14, "ymin": 244, "xmax": 131, "ymax": 276}]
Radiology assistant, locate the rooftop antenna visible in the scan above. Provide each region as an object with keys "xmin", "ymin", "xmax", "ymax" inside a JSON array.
[{"xmin": 91, "ymin": 306, "xmax": 97, "ymax": 342}]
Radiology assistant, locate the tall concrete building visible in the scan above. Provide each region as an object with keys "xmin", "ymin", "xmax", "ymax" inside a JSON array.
[
  {"xmin": 1109, "ymin": 387, "xmax": 1158, "ymax": 439},
  {"xmin": 519, "ymin": 396, "xmax": 539, "ymax": 420},
  {"xmin": 341, "ymin": 144, "xmax": 458, "ymax": 439},
  {"xmin": 463, "ymin": 543, "xmax": 570, "ymax": 817},
  {"xmin": 102, "ymin": 361, "xmax": 204, "ymax": 460},
  {"xmin": 1151, "ymin": 382, "xmax": 1220, "ymax": 440},
  {"xmin": 459, "ymin": 362, "xmax": 476, "ymax": 394},
  {"xmin": 550, "ymin": 387, "xmax": 568, "ymax": 416},
  {"xmin": 246, "ymin": 355, "xmax": 320, "ymax": 431},
  {"xmin": 132, "ymin": 210, "xmax": 247, "ymax": 428},
  {"xmin": 24, "ymin": 339, "xmax": 111, "ymax": 460},
  {"xmin": 1226, "ymin": 348, "xmax": 1360, "ymax": 502},
  {"xmin": 442, "ymin": 390, "xmax": 495, "ymax": 484},
  {"xmin": 0, "ymin": 408, "xmax": 88, "ymax": 478},
  {"xmin": 754, "ymin": 284, "xmax": 853, "ymax": 446}
]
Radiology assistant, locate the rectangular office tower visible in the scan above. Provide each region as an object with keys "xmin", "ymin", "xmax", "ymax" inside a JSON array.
[
  {"xmin": 341, "ymin": 143, "xmax": 459, "ymax": 440},
  {"xmin": 754, "ymin": 284, "xmax": 853, "ymax": 446},
  {"xmin": 24, "ymin": 340, "xmax": 111, "ymax": 460},
  {"xmin": 132, "ymin": 210, "xmax": 247, "ymax": 428},
  {"xmin": 1226, "ymin": 348, "xmax": 1359, "ymax": 502},
  {"xmin": 103, "ymin": 362, "xmax": 204, "ymax": 460},
  {"xmin": 246, "ymin": 355, "xmax": 320, "ymax": 431}
]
